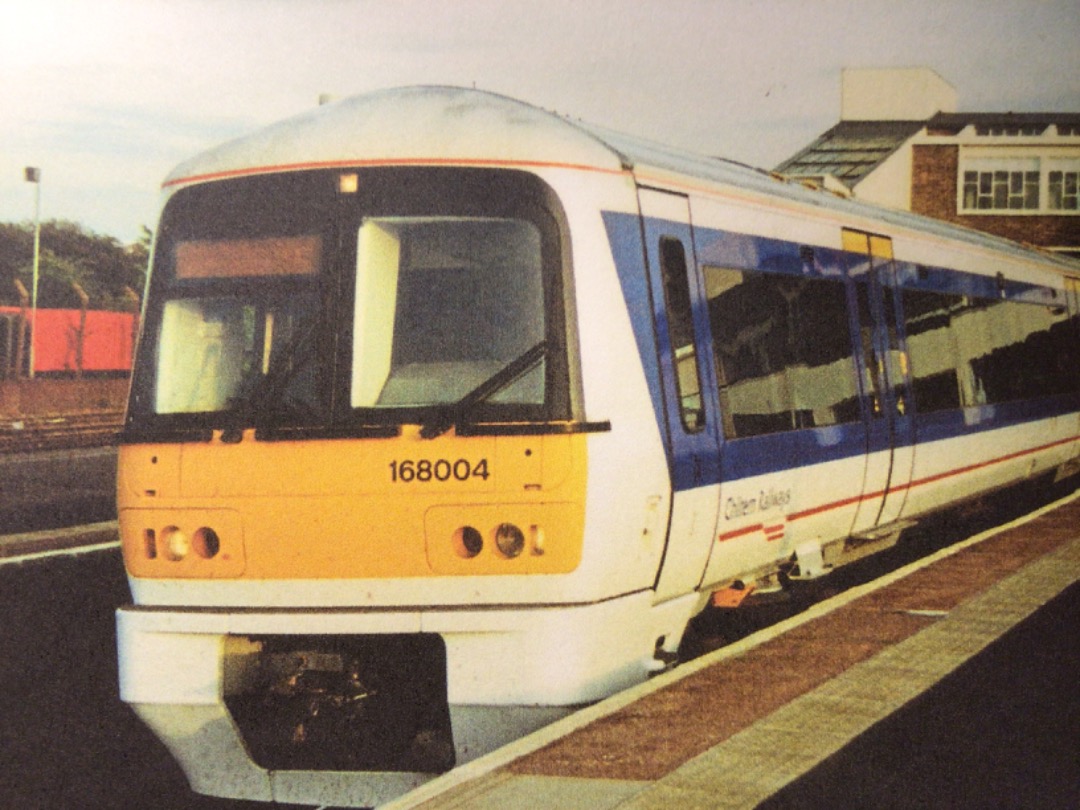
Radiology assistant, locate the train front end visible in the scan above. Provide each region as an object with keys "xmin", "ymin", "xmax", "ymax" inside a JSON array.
[{"xmin": 115, "ymin": 89, "xmax": 675, "ymax": 806}]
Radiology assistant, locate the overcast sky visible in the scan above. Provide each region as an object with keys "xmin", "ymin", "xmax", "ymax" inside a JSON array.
[{"xmin": 2, "ymin": 0, "xmax": 1078, "ymax": 244}]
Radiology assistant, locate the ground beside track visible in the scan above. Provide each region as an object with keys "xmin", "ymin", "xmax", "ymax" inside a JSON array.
[
  {"xmin": 0, "ymin": 545, "xmax": 309, "ymax": 810},
  {"xmin": 0, "ymin": 445, "xmax": 117, "ymax": 534}
]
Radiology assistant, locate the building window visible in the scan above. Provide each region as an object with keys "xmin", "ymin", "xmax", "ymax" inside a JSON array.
[
  {"xmin": 962, "ymin": 169, "xmax": 1039, "ymax": 210},
  {"xmin": 975, "ymin": 124, "xmax": 1047, "ymax": 136},
  {"xmin": 1048, "ymin": 171, "xmax": 1079, "ymax": 210},
  {"xmin": 958, "ymin": 157, "xmax": 1080, "ymax": 215}
]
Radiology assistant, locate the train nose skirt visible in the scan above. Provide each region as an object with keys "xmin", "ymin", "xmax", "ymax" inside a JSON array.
[{"xmin": 224, "ymin": 633, "xmax": 455, "ymax": 773}]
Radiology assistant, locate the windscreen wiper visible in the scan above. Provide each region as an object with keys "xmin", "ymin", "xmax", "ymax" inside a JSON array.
[
  {"xmin": 224, "ymin": 318, "xmax": 318, "ymax": 440},
  {"xmin": 419, "ymin": 341, "xmax": 548, "ymax": 439}
]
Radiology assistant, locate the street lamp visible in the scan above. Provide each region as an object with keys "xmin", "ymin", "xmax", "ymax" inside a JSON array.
[{"xmin": 24, "ymin": 167, "xmax": 41, "ymax": 379}]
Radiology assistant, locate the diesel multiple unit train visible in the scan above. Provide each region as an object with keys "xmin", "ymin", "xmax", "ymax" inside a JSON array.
[{"xmin": 116, "ymin": 86, "xmax": 1080, "ymax": 806}]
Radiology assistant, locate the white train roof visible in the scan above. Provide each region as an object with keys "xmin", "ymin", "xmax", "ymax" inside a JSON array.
[
  {"xmin": 164, "ymin": 85, "xmax": 625, "ymax": 184},
  {"xmin": 165, "ymin": 85, "xmax": 1078, "ymax": 275}
]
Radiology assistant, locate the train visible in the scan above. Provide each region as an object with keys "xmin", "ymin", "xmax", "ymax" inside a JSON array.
[
  {"xmin": 115, "ymin": 86, "xmax": 1080, "ymax": 806},
  {"xmin": 0, "ymin": 306, "xmax": 135, "ymax": 378}
]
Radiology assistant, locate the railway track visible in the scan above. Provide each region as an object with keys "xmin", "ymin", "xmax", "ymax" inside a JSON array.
[{"xmin": 0, "ymin": 411, "xmax": 123, "ymax": 453}]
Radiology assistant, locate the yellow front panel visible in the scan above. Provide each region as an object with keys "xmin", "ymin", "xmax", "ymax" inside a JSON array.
[
  {"xmin": 423, "ymin": 501, "xmax": 584, "ymax": 575},
  {"xmin": 123, "ymin": 508, "xmax": 245, "ymax": 578},
  {"xmin": 118, "ymin": 426, "xmax": 587, "ymax": 579}
]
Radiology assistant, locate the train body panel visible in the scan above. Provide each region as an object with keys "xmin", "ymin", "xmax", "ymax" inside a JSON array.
[
  {"xmin": 903, "ymin": 413, "xmax": 1079, "ymax": 517},
  {"xmin": 121, "ymin": 429, "xmax": 589, "ymax": 581},
  {"xmin": 115, "ymin": 86, "xmax": 1080, "ymax": 805}
]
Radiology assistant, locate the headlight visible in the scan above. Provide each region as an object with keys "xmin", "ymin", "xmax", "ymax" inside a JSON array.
[
  {"xmin": 161, "ymin": 526, "xmax": 189, "ymax": 561},
  {"xmin": 453, "ymin": 526, "xmax": 483, "ymax": 558},
  {"xmin": 494, "ymin": 523, "xmax": 525, "ymax": 558},
  {"xmin": 193, "ymin": 527, "xmax": 221, "ymax": 559}
]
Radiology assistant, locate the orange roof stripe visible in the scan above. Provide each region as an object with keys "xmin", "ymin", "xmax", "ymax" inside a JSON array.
[{"xmin": 163, "ymin": 156, "xmax": 628, "ymax": 189}]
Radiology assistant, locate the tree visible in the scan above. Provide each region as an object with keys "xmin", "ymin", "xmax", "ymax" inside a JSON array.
[{"xmin": 0, "ymin": 220, "xmax": 149, "ymax": 310}]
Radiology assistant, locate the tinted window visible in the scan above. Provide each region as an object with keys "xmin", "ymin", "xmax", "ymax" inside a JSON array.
[
  {"xmin": 901, "ymin": 289, "xmax": 963, "ymax": 412},
  {"xmin": 962, "ymin": 299, "xmax": 1080, "ymax": 404},
  {"xmin": 705, "ymin": 266, "xmax": 859, "ymax": 438},
  {"xmin": 902, "ymin": 288, "xmax": 1080, "ymax": 413},
  {"xmin": 659, "ymin": 237, "xmax": 704, "ymax": 431}
]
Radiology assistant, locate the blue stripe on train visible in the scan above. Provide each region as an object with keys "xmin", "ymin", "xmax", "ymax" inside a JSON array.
[
  {"xmin": 602, "ymin": 210, "xmax": 668, "ymax": 449},
  {"xmin": 602, "ymin": 210, "xmax": 1080, "ymax": 488}
]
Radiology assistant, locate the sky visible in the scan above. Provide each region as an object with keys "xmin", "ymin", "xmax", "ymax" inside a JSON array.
[{"xmin": 1, "ymin": 0, "xmax": 1078, "ymax": 245}]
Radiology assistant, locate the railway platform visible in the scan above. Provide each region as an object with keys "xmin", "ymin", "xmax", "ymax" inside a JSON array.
[
  {"xmin": 386, "ymin": 492, "xmax": 1080, "ymax": 810},
  {"xmin": 0, "ymin": 521, "xmax": 118, "ymax": 560}
]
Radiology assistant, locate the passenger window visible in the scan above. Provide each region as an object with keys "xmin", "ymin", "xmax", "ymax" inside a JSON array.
[
  {"xmin": 880, "ymin": 284, "xmax": 908, "ymax": 413},
  {"xmin": 854, "ymin": 281, "xmax": 884, "ymax": 417},
  {"xmin": 901, "ymin": 286, "xmax": 1080, "ymax": 413},
  {"xmin": 900, "ymin": 289, "xmax": 963, "ymax": 412},
  {"xmin": 952, "ymin": 296, "xmax": 1002, "ymax": 406},
  {"xmin": 704, "ymin": 266, "xmax": 860, "ymax": 439},
  {"xmin": 959, "ymin": 298, "xmax": 1080, "ymax": 404},
  {"xmin": 658, "ymin": 237, "xmax": 704, "ymax": 432}
]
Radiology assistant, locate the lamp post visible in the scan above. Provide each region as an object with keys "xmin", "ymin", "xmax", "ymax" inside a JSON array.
[{"xmin": 24, "ymin": 167, "xmax": 41, "ymax": 379}]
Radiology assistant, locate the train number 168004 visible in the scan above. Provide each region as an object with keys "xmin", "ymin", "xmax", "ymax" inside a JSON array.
[{"xmin": 388, "ymin": 458, "xmax": 491, "ymax": 483}]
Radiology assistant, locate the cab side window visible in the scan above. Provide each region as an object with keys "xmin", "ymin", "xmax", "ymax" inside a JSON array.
[{"xmin": 659, "ymin": 237, "xmax": 705, "ymax": 431}]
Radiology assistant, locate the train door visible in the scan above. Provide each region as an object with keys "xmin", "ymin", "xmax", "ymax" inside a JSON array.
[
  {"xmin": 637, "ymin": 188, "xmax": 723, "ymax": 604},
  {"xmin": 844, "ymin": 229, "xmax": 914, "ymax": 531}
]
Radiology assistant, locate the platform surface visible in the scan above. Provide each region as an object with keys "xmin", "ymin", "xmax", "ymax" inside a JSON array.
[{"xmin": 386, "ymin": 493, "xmax": 1080, "ymax": 809}]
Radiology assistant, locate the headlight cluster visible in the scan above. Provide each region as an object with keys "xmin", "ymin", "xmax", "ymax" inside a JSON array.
[
  {"xmin": 145, "ymin": 525, "xmax": 222, "ymax": 561},
  {"xmin": 452, "ymin": 522, "xmax": 543, "ymax": 560}
]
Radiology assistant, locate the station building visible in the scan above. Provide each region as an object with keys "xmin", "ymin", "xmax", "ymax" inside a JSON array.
[{"xmin": 775, "ymin": 68, "xmax": 1080, "ymax": 260}]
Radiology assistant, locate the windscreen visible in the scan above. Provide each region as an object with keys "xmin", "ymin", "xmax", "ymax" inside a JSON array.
[
  {"xmin": 351, "ymin": 217, "xmax": 545, "ymax": 408},
  {"xmin": 154, "ymin": 290, "xmax": 319, "ymax": 415},
  {"xmin": 137, "ymin": 172, "xmax": 330, "ymax": 423},
  {"xmin": 127, "ymin": 168, "xmax": 571, "ymax": 435}
]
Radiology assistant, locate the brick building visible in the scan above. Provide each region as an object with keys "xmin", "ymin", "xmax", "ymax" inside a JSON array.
[{"xmin": 776, "ymin": 68, "xmax": 1080, "ymax": 260}]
